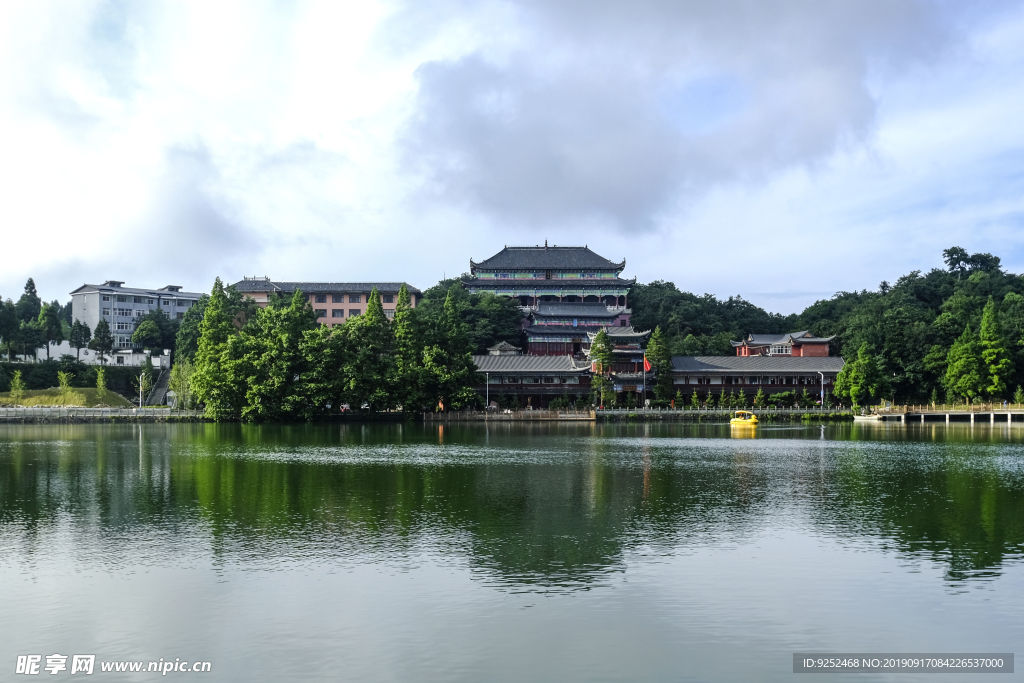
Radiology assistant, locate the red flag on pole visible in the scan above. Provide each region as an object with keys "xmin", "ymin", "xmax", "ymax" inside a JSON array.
[{"xmin": 643, "ymin": 355, "xmax": 652, "ymax": 372}]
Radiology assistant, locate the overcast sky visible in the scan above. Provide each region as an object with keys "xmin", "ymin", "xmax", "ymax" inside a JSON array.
[{"xmin": 2, "ymin": 1, "xmax": 1023, "ymax": 314}]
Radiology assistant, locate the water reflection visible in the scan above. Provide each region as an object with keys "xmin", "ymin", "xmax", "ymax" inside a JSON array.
[{"xmin": 1, "ymin": 423, "xmax": 1023, "ymax": 589}]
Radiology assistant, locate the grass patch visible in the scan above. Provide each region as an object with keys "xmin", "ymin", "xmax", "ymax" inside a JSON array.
[{"xmin": 0, "ymin": 387, "xmax": 133, "ymax": 408}]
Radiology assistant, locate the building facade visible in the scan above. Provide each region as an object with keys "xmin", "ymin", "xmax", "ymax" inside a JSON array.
[
  {"xmin": 231, "ymin": 278, "xmax": 421, "ymax": 327},
  {"xmin": 70, "ymin": 281, "xmax": 201, "ymax": 351},
  {"xmin": 472, "ymin": 353, "xmax": 592, "ymax": 409},
  {"xmin": 732, "ymin": 331, "xmax": 834, "ymax": 357},
  {"xmin": 670, "ymin": 356, "xmax": 845, "ymax": 399},
  {"xmin": 465, "ymin": 244, "xmax": 649, "ymax": 357}
]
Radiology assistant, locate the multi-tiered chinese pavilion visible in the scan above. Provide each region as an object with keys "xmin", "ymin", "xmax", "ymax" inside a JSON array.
[{"xmin": 466, "ymin": 243, "xmax": 649, "ymax": 365}]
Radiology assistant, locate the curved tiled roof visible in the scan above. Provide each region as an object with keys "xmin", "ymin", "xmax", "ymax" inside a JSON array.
[
  {"xmin": 671, "ymin": 356, "xmax": 845, "ymax": 373},
  {"xmin": 732, "ymin": 331, "xmax": 834, "ymax": 346},
  {"xmin": 470, "ymin": 246, "xmax": 624, "ymax": 272},
  {"xmin": 472, "ymin": 355, "xmax": 590, "ymax": 372}
]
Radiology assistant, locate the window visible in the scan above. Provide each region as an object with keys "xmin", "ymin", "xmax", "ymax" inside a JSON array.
[
  {"xmin": 176, "ymin": 300, "xmax": 187, "ymax": 307},
  {"xmin": 115, "ymin": 322, "xmax": 132, "ymax": 331},
  {"xmin": 382, "ymin": 294, "xmax": 394, "ymax": 304},
  {"xmin": 543, "ymin": 377, "xmax": 556, "ymax": 384},
  {"xmin": 696, "ymin": 377, "xmax": 710, "ymax": 385},
  {"xmin": 102, "ymin": 308, "xmax": 110, "ymax": 316},
  {"xmin": 504, "ymin": 377, "xmax": 520, "ymax": 384},
  {"xmin": 162, "ymin": 300, "xmax": 171, "ymax": 306},
  {"xmin": 116, "ymin": 356, "xmax": 125, "ymax": 364},
  {"xmin": 315, "ymin": 309, "xmax": 327, "ymax": 318},
  {"xmin": 770, "ymin": 344, "xmax": 791, "ymax": 355},
  {"xmin": 314, "ymin": 295, "xmax": 327, "ymax": 304},
  {"xmin": 115, "ymin": 335, "xmax": 133, "ymax": 348},
  {"xmin": 134, "ymin": 309, "xmax": 144, "ymax": 317},
  {"xmin": 115, "ymin": 308, "xmax": 132, "ymax": 317},
  {"xmin": 349, "ymin": 309, "xmax": 361, "ymax": 317},
  {"xmin": 333, "ymin": 294, "xmax": 344, "ymax": 303},
  {"xmin": 499, "ymin": 273, "xmax": 510, "ymax": 278},
  {"xmin": 133, "ymin": 296, "xmax": 145, "ymax": 304},
  {"xmin": 101, "ymin": 295, "xmax": 110, "ymax": 302},
  {"xmin": 116, "ymin": 295, "xmax": 127, "ymax": 302},
  {"xmin": 147, "ymin": 298, "xmax": 154, "ymax": 305},
  {"xmin": 332, "ymin": 309, "xmax": 344, "ymax": 318},
  {"xmin": 349, "ymin": 294, "xmax": 361, "ymax": 303},
  {"xmin": 176, "ymin": 312, "xmax": 184, "ymax": 320},
  {"xmin": 384, "ymin": 309, "xmax": 395, "ymax": 319}
]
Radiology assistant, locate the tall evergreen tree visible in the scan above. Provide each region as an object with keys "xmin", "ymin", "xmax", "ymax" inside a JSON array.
[
  {"xmin": 69, "ymin": 320, "xmax": 91, "ymax": 360},
  {"xmin": 589, "ymin": 328, "xmax": 615, "ymax": 408},
  {"xmin": 0, "ymin": 299, "xmax": 19, "ymax": 361},
  {"xmin": 89, "ymin": 319, "xmax": 114, "ymax": 364},
  {"xmin": 15, "ymin": 278, "xmax": 41, "ymax": 323},
  {"xmin": 341, "ymin": 287, "xmax": 396, "ymax": 411},
  {"xmin": 38, "ymin": 303, "xmax": 64, "ymax": 359},
  {"xmin": 231, "ymin": 289, "xmax": 319, "ymax": 421},
  {"xmin": 420, "ymin": 288, "xmax": 478, "ymax": 410},
  {"xmin": 392, "ymin": 283, "xmax": 422, "ymax": 410},
  {"xmin": 944, "ymin": 326, "xmax": 985, "ymax": 402},
  {"xmin": 979, "ymin": 296, "xmax": 1013, "ymax": 398},
  {"xmin": 192, "ymin": 278, "xmax": 242, "ymax": 419},
  {"xmin": 645, "ymin": 326, "xmax": 674, "ymax": 402}
]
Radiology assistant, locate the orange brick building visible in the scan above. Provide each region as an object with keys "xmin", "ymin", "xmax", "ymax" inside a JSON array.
[{"xmin": 731, "ymin": 331, "xmax": 834, "ymax": 357}]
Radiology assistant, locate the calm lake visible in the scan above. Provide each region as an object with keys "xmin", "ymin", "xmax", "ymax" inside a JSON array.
[{"xmin": 1, "ymin": 422, "xmax": 1022, "ymax": 682}]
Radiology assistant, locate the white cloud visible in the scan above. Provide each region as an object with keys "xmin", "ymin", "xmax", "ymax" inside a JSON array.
[{"xmin": 0, "ymin": 0, "xmax": 1022, "ymax": 315}]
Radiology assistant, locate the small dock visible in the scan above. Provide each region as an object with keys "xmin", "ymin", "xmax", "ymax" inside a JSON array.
[{"xmin": 865, "ymin": 404, "xmax": 1024, "ymax": 424}]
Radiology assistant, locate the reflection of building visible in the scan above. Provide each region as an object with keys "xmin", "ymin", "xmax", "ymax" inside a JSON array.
[
  {"xmin": 71, "ymin": 281, "xmax": 201, "ymax": 350},
  {"xmin": 232, "ymin": 278, "xmax": 421, "ymax": 327},
  {"xmin": 732, "ymin": 331, "xmax": 834, "ymax": 357},
  {"xmin": 466, "ymin": 243, "xmax": 649, "ymax": 357},
  {"xmin": 670, "ymin": 356, "xmax": 845, "ymax": 398}
]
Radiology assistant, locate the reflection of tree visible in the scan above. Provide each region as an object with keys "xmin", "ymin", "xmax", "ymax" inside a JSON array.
[
  {"xmin": 813, "ymin": 443, "xmax": 1024, "ymax": 581},
  {"xmin": 2, "ymin": 424, "xmax": 1022, "ymax": 587}
]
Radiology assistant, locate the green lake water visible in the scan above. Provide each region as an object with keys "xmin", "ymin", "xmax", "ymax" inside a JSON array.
[{"xmin": 1, "ymin": 422, "xmax": 1022, "ymax": 682}]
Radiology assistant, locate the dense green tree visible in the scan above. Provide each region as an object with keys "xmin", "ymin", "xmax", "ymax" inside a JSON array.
[
  {"xmin": 15, "ymin": 278, "xmax": 41, "ymax": 323},
  {"xmin": 132, "ymin": 320, "xmax": 163, "ymax": 350},
  {"xmin": 392, "ymin": 283, "xmax": 422, "ymax": 410},
  {"xmin": 175, "ymin": 286, "xmax": 257, "ymax": 363},
  {"xmin": 69, "ymin": 320, "xmax": 91, "ymax": 360},
  {"xmin": 589, "ymin": 328, "xmax": 615, "ymax": 408},
  {"xmin": 753, "ymin": 387, "xmax": 765, "ymax": 408},
  {"xmin": 978, "ymin": 297, "xmax": 1013, "ymax": 399},
  {"xmin": 944, "ymin": 326, "xmax": 986, "ymax": 402},
  {"xmin": 834, "ymin": 343, "xmax": 886, "ymax": 407},
  {"xmin": 0, "ymin": 299, "xmax": 19, "ymax": 361},
  {"xmin": 340, "ymin": 287, "xmax": 395, "ymax": 411},
  {"xmin": 89, "ymin": 319, "xmax": 114, "ymax": 364},
  {"xmin": 17, "ymin": 320, "xmax": 46, "ymax": 360},
  {"xmin": 227, "ymin": 289, "xmax": 319, "ymax": 421},
  {"xmin": 192, "ymin": 278, "xmax": 243, "ymax": 419},
  {"xmin": 645, "ymin": 326, "xmax": 674, "ymax": 402},
  {"xmin": 420, "ymin": 289, "xmax": 479, "ymax": 410},
  {"xmin": 38, "ymin": 304, "xmax": 64, "ymax": 360}
]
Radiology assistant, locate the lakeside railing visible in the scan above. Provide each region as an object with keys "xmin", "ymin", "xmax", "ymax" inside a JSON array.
[
  {"xmin": 0, "ymin": 407, "xmax": 205, "ymax": 420},
  {"xmin": 874, "ymin": 403, "xmax": 1024, "ymax": 414}
]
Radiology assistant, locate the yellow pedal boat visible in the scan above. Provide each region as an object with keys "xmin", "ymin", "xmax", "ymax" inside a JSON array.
[{"xmin": 730, "ymin": 410, "xmax": 758, "ymax": 425}]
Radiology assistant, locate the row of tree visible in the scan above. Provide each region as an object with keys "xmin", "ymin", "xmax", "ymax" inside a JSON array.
[
  {"xmin": 183, "ymin": 278, "xmax": 482, "ymax": 420},
  {"xmin": 629, "ymin": 247, "xmax": 1024, "ymax": 404}
]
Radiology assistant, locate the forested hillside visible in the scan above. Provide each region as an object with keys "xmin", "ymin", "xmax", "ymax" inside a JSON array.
[{"xmin": 631, "ymin": 247, "xmax": 1024, "ymax": 403}]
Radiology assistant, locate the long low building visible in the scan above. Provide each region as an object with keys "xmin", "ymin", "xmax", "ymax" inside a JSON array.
[
  {"xmin": 472, "ymin": 351, "xmax": 592, "ymax": 408},
  {"xmin": 232, "ymin": 277, "xmax": 422, "ymax": 326},
  {"xmin": 671, "ymin": 355, "xmax": 846, "ymax": 397}
]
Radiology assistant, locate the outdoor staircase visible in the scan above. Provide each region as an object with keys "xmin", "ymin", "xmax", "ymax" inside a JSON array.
[{"xmin": 146, "ymin": 368, "xmax": 171, "ymax": 406}]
